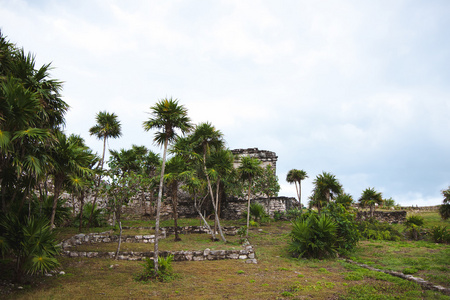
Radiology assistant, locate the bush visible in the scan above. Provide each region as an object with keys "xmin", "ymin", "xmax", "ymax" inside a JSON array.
[
  {"xmin": 439, "ymin": 204, "xmax": 450, "ymax": 220},
  {"xmin": 74, "ymin": 203, "xmax": 106, "ymax": 228},
  {"xmin": 136, "ymin": 255, "xmax": 175, "ymax": 282},
  {"xmin": 358, "ymin": 219, "xmax": 403, "ymax": 241},
  {"xmin": 321, "ymin": 203, "xmax": 360, "ymax": 254},
  {"xmin": 286, "ymin": 208, "xmax": 303, "ymax": 220},
  {"xmin": 405, "ymin": 215, "xmax": 424, "ymax": 240},
  {"xmin": 0, "ymin": 213, "xmax": 60, "ymax": 282},
  {"xmin": 30, "ymin": 194, "xmax": 71, "ymax": 226},
  {"xmin": 242, "ymin": 203, "xmax": 270, "ymax": 224},
  {"xmin": 288, "ymin": 212, "xmax": 339, "ymax": 259},
  {"xmin": 430, "ymin": 226, "xmax": 450, "ymax": 244}
]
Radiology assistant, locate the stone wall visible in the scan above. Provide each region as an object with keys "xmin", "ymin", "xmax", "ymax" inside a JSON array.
[
  {"xmin": 356, "ymin": 210, "xmax": 407, "ymax": 224},
  {"xmin": 231, "ymin": 148, "xmax": 278, "ymax": 171},
  {"xmin": 222, "ymin": 196, "xmax": 298, "ymax": 219}
]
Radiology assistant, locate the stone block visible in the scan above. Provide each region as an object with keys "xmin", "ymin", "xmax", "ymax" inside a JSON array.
[
  {"xmin": 239, "ymin": 255, "xmax": 247, "ymax": 260},
  {"xmin": 245, "ymin": 259, "xmax": 257, "ymax": 264}
]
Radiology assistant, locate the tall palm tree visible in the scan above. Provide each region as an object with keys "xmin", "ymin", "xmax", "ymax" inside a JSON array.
[
  {"xmin": 164, "ymin": 155, "xmax": 188, "ymax": 241},
  {"xmin": 89, "ymin": 111, "xmax": 122, "ymax": 171},
  {"xmin": 238, "ymin": 156, "xmax": 263, "ymax": 238},
  {"xmin": 143, "ymin": 98, "xmax": 192, "ymax": 275},
  {"xmin": 286, "ymin": 169, "xmax": 308, "ymax": 208},
  {"xmin": 207, "ymin": 148, "xmax": 234, "ymax": 234},
  {"xmin": 48, "ymin": 132, "xmax": 93, "ymax": 228},
  {"xmin": 309, "ymin": 172, "xmax": 343, "ymax": 213},
  {"xmin": 358, "ymin": 187, "xmax": 383, "ymax": 218},
  {"xmin": 190, "ymin": 122, "xmax": 227, "ymax": 242},
  {"xmin": 88, "ymin": 111, "xmax": 121, "ymax": 229}
]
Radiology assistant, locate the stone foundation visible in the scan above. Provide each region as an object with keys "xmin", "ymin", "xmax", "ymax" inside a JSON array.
[
  {"xmin": 356, "ymin": 210, "xmax": 407, "ymax": 224},
  {"xmin": 222, "ymin": 197, "xmax": 298, "ymax": 219}
]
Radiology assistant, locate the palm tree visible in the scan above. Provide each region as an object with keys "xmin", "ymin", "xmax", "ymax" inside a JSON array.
[
  {"xmin": 309, "ymin": 172, "xmax": 343, "ymax": 213},
  {"xmin": 89, "ymin": 111, "xmax": 122, "ymax": 171},
  {"xmin": 358, "ymin": 187, "xmax": 383, "ymax": 218},
  {"xmin": 190, "ymin": 122, "xmax": 227, "ymax": 242},
  {"xmin": 142, "ymin": 98, "xmax": 192, "ymax": 275},
  {"xmin": 286, "ymin": 169, "xmax": 308, "ymax": 208},
  {"xmin": 48, "ymin": 132, "xmax": 93, "ymax": 228},
  {"xmin": 88, "ymin": 111, "xmax": 122, "ymax": 229},
  {"xmin": 207, "ymin": 148, "xmax": 234, "ymax": 234},
  {"xmin": 238, "ymin": 156, "xmax": 263, "ymax": 238},
  {"xmin": 335, "ymin": 193, "xmax": 354, "ymax": 208},
  {"xmin": 164, "ymin": 155, "xmax": 188, "ymax": 241}
]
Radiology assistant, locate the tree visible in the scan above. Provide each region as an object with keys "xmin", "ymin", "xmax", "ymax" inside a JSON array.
[
  {"xmin": 238, "ymin": 156, "xmax": 263, "ymax": 238},
  {"xmin": 190, "ymin": 122, "xmax": 228, "ymax": 242},
  {"xmin": 335, "ymin": 193, "xmax": 354, "ymax": 208},
  {"xmin": 88, "ymin": 111, "xmax": 122, "ymax": 229},
  {"xmin": 439, "ymin": 186, "xmax": 450, "ymax": 220},
  {"xmin": 358, "ymin": 187, "xmax": 383, "ymax": 218},
  {"xmin": 286, "ymin": 169, "xmax": 308, "ymax": 207},
  {"xmin": 142, "ymin": 98, "xmax": 192, "ymax": 275},
  {"xmin": 48, "ymin": 132, "xmax": 93, "ymax": 228},
  {"xmin": 164, "ymin": 155, "xmax": 188, "ymax": 241},
  {"xmin": 255, "ymin": 165, "xmax": 280, "ymax": 199},
  {"xmin": 309, "ymin": 172, "xmax": 343, "ymax": 213}
]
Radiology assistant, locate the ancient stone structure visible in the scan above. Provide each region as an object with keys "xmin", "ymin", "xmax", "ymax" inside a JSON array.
[
  {"xmin": 60, "ymin": 228, "xmax": 257, "ymax": 264},
  {"xmin": 356, "ymin": 210, "xmax": 407, "ymax": 224},
  {"xmin": 231, "ymin": 148, "xmax": 278, "ymax": 171},
  {"xmin": 222, "ymin": 196, "xmax": 298, "ymax": 219}
]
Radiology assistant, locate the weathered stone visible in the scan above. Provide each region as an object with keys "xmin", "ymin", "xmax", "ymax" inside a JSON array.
[{"xmin": 239, "ymin": 255, "xmax": 247, "ymax": 260}]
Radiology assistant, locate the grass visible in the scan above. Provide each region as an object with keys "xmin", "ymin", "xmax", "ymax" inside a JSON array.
[{"xmin": 2, "ymin": 213, "xmax": 450, "ymax": 299}]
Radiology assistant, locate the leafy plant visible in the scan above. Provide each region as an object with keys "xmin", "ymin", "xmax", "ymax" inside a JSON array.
[
  {"xmin": 74, "ymin": 202, "xmax": 106, "ymax": 228},
  {"xmin": 439, "ymin": 186, "xmax": 450, "ymax": 220},
  {"xmin": 430, "ymin": 226, "xmax": 450, "ymax": 244},
  {"xmin": 288, "ymin": 212, "xmax": 339, "ymax": 259},
  {"xmin": 285, "ymin": 209, "xmax": 303, "ymax": 220},
  {"xmin": 358, "ymin": 219, "xmax": 402, "ymax": 241},
  {"xmin": 321, "ymin": 202, "xmax": 360, "ymax": 254},
  {"xmin": 0, "ymin": 213, "xmax": 60, "ymax": 282},
  {"xmin": 136, "ymin": 255, "xmax": 175, "ymax": 282},
  {"xmin": 405, "ymin": 215, "xmax": 424, "ymax": 240},
  {"xmin": 30, "ymin": 194, "xmax": 71, "ymax": 226}
]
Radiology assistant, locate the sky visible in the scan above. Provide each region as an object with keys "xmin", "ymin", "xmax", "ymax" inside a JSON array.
[{"xmin": 1, "ymin": 0, "xmax": 449, "ymax": 206}]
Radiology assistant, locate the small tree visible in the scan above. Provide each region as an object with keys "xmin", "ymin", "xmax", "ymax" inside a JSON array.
[
  {"xmin": 255, "ymin": 165, "xmax": 280, "ymax": 199},
  {"xmin": 238, "ymin": 156, "xmax": 263, "ymax": 238},
  {"xmin": 358, "ymin": 188, "xmax": 383, "ymax": 218},
  {"xmin": 439, "ymin": 186, "xmax": 450, "ymax": 220},
  {"xmin": 286, "ymin": 169, "xmax": 308, "ymax": 207},
  {"xmin": 309, "ymin": 172, "xmax": 342, "ymax": 213}
]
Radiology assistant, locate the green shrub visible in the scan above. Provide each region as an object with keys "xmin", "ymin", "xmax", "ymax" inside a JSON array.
[
  {"xmin": 321, "ymin": 203, "xmax": 360, "ymax": 254},
  {"xmin": 405, "ymin": 215, "xmax": 424, "ymax": 240},
  {"xmin": 430, "ymin": 226, "xmax": 450, "ymax": 244},
  {"xmin": 288, "ymin": 212, "xmax": 339, "ymax": 259},
  {"xmin": 242, "ymin": 203, "xmax": 269, "ymax": 224},
  {"xmin": 74, "ymin": 203, "xmax": 106, "ymax": 228},
  {"xmin": 286, "ymin": 209, "xmax": 303, "ymax": 220},
  {"xmin": 439, "ymin": 204, "xmax": 450, "ymax": 220},
  {"xmin": 0, "ymin": 213, "xmax": 60, "ymax": 282},
  {"xmin": 273, "ymin": 211, "xmax": 285, "ymax": 221},
  {"xmin": 30, "ymin": 194, "xmax": 71, "ymax": 226},
  {"xmin": 358, "ymin": 219, "xmax": 402, "ymax": 241},
  {"xmin": 136, "ymin": 255, "xmax": 175, "ymax": 282}
]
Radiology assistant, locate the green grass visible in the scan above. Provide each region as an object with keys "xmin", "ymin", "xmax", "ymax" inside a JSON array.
[{"xmin": 2, "ymin": 213, "xmax": 450, "ymax": 299}]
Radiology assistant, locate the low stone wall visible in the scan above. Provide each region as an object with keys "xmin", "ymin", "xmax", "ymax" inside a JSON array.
[
  {"xmin": 61, "ymin": 243, "xmax": 257, "ymax": 264},
  {"xmin": 222, "ymin": 196, "xmax": 298, "ymax": 219},
  {"xmin": 60, "ymin": 231, "xmax": 167, "ymax": 249},
  {"xmin": 61, "ymin": 226, "xmax": 241, "ymax": 249},
  {"xmin": 356, "ymin": 210, "xmax": 407, "ymax": 224}
]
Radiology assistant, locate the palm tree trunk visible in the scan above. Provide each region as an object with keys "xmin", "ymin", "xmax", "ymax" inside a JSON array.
[
  {"xmin": 246, "ymin": 182, "xmax": 252, "ymax": 238},
  {"xmin": 50, "ymin": 178, "xmax": 63, "ymax": 229},
  {"xmin": 194, "ymin": 196, "xmax": 216, "ymax": 240},
  {"xmin": 203, "ymin": 151, "xmax": 226, "ymax": 242},
  {"xmin": 299, "ymin": 181, "xmax": 302, "ymax": 209},
  {"xmin": 154, "ymin": 138, "xmax": 168, "ymax": 275},
  {"xmin": 87, "ymin": 136, "xmax": 107, "ymax": 230},
  {"xmin": 78, "ymin": 191, "xmax": 85, "ymax": 232},
  {"xmin": 172, "ymin": 182, "xmax": 181, "ymax": 241}
]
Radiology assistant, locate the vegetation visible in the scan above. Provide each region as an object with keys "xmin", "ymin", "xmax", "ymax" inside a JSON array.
[
  {"xmin": 439, "ymin": 186, "xmax": 450, "ymax": 220},
  {"xmin": 358, "ymin": 187, "xmax": 383, "ymax": 218},
  {"xmin": 286, "ymin": 169, "xmax": 308, "ymax": 207}
]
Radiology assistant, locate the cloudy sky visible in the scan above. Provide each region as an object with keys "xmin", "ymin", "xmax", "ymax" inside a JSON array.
[{"xmin": 1, "ymin": 0, "xmax": 449, "ymax": 206}]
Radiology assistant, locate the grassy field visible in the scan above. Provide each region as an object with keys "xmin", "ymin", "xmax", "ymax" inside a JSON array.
[{"xmin": 2, "ymin": 212, "xmax": 449, "ymax": 299}]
